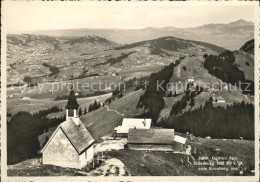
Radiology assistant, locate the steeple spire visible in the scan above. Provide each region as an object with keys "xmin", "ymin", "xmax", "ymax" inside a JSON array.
[
  {"xmin": 66, "ymin": 85, "xmax": 79, "ymax": 109},
  {"xmin": 65, "ymin": 85, "xmax": 79, "ymax": 119}
]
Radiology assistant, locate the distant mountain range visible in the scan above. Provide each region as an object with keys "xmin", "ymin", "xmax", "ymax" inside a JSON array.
[{"xmin": 17, "ymin": 19, "xmax": 253, "ymax": 51}]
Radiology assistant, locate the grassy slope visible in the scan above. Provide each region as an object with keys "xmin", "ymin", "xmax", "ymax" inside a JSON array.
[
  {"xmin": 106, "ymin": 138, "xmax": 254, "ymax": 176},
  {"xmin": 80, "ymin": 90, "xmax": 144, "ymax": 141},
  {"xmin": 108, "ymin": 89, "xmax": 144, "ymax": 117},
  {"xmin": 8, "ymin": 138, "xmax": 254, "ymax": 176},
  {"xmin": 235, "ymin": 51, "xmax": 254, "ymax": 81},
  {"xmin": 190, "ymin": 139, "xmax": 255, "ymax": 171},
  {"xmin": 80, "ymin": 107, "xmax": 123, "ymax": 141},
  {"xmin": 159, "ymin": 95, "xmax": 184, "ymax": 120},
  {"xmin": 158, "ymin": 55, "xmax": 253, "ymax": 120},
  {"xmin": 7, "ymin": 158, "xmax": 85, "ymax": 176},
  {"xmin": 7, "ymin": 93, "xmax": 112, "ymax": 116}
]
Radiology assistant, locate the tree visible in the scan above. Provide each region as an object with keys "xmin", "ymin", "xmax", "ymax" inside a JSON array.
[
  {"xmin": 93, "ymin": 100, "xmax": 98, "ymax": 109},
  {"xmin": 173, "ymin": 91, "xmax": 177, "ymax": 97},
  {"xmin": 88, "ymin": 100, "xmax": 101, "ymax": 113},
  {"xmin": 79, "ymin": 108, "xmax": 82, "ymax": 116},
  {"xmin": 118, "ymin": 92, "xmax": 123, "ymax": 98},
  {"xmin": 203, "ymin": 54, "xmax": 208, "ymax": 59},
  {"xmin": 209, "ymin": 96, "xmax": 213, "ymax": 103},
  {"xmin": 195, "ymin": 85, "xmax": 200, "ymax": 92},
  {"xmin": 42, "ymin": 136, "xmax": 49, "ymax": 149},
  {"xmin": 165, "ymin": 99, "xmax": 254, "ymax": 140},
  {"xmin": 7, "ymin": 108, "xmax": 64, "ymax": 165},
  {"xmin": 169, "ymin": 91, "xmax": 172, "ymax": 97},
  {"xmin": 190, "ymin": 97, "xmax": 195, "ymax": 107}
]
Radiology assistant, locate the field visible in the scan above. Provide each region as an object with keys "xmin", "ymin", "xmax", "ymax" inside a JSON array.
[{"xmin": 7, "ymin": 92, "xmax": 112, "ymax": 116}]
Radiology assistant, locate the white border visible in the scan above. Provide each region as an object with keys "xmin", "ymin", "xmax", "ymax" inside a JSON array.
[{"xmin": 1, "ymin": 1, "xmax": 259, "ymax": 182}]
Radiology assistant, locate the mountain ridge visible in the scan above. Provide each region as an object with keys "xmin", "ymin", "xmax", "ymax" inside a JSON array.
[{"xmin": 9, "ymin": 19, "xmax": 253, "ymax": 50}]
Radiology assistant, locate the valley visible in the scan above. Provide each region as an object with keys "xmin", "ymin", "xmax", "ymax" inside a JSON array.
[{"xmin": 6, "ymin": 20, "xmax": 255, "ymax": 176}]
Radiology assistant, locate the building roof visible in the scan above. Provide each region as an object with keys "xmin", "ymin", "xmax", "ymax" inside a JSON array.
[
  {"xmin": 41, "ymin": 117, "xmax": 94, "ymax": 154},
  {"xmin": 115, "ymin": 118, "xmax": 152, "ymax": 134},
  {"xmin": 174, "ymin": 135, "xmax": 187, "ymax": 144},
  {"xmin": 127, "ymin": 128, "xmax": 175, "ymax": 144},
  {"xmin": 116, "ymin": 126, "xmax": 130, "ymax": 134},
  {"xmin": 122, "ymin": 118, "xmax": 151, "ymax": 129},
  {"xmin": 65, "ymin": 89, "xmax": 79, "ymax": 109},
  {"xmin": 217, "ymin": 96, "xmax": 225, "ymax": 101}
]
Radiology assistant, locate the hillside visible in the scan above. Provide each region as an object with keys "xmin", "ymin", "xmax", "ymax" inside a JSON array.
[
  {"xmin": 8, "ymin": 137, "xmax": 254, "ymax": 176},
  {"xmin": 7, "ymin": 36, "xmax": 254, "ymax": 129},
  {"xmin": 21, "ymin": 19, "xmax": 254, "ymax": 50},
  {"xmin": 6, "ymin": 35, "xmax": 222, "ymax": 86},
  {"xmin": 235, "ymin": 40, "xmax": 254, "ymax": 81},
  {"xmin": 7, "ymin": 34, "xmax": 119, "ymax": 64},
  {"xmin": 7, "ymin": 34, "xmax": 255, "ymax": 175},
  {"xmin": 239, "ymin": 39, "xmax": 254, "ymax": 55},
  {"xmin": 116, "ymin": 37, "xmax": 225, "ymax": 54},
  {"xmin": 153, "ymin": 40, "xmax": 254, "ymax": 139}
]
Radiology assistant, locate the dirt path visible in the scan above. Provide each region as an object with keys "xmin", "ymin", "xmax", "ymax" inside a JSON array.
[
  {"xmin": 79, "ymin": 158, "xmax": 129, "ymax": 176},
  {"xmin": 104, "ymin": 105, "xmax": 123, "ymax": 116}
]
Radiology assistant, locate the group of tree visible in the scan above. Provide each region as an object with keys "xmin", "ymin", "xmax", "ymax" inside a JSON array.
[
  {"xmin": 159, "ymin": 99, "xmax": 254, "ymax": 140},
  {"xmin": 103, "ymin": 88, "xmax": 125, "ymax": 105},
  {"xmin": 170, "ymin": 88, "xmax": 203, "ymax": 115},
  {"xmin": 23, "ymin": 76, "xmax": 32, "ymax": 84},
  {"xmin": 94, "ymin": 51, "xmax": 136, "ymax": 67},
  {"xmin": 111, "ymin": 76, "xmax": 150, "ymax": 95},
  {"xmin": 42, "ymin": 63, "xmax": 60, "ymax": 77},
  {"xmin": 204, "ymin": 50, "xmax": 254, "ymax": 95},
  {"xmin": 137, "ymin": 57, "xmax": 183, "ymax": 123},
  {"xmin": 88, "ymin": 100, "xmax": 102, "ymax": 113},
  {"xmin": 165, "ymin": 90, "xmax": 179, "ymax": 97},
  {"xmin": 7, "ymin": 106, "xmax": 64, "ymax": 165},
  {"xmin": 78, "ymin": 107, "xmax": 88, "ymax": 116},
  {"xmin": 55, "ymin": 91, "xmax": 108, "ymax": 100}
]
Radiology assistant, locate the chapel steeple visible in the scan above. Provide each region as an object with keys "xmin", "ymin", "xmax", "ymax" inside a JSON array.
[{"xmin": 65, "ymin": 85, "xmax": 79, "ymax": 119}]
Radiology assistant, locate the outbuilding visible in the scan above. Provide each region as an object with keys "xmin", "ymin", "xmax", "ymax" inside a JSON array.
[{"xmin": 127, "ymin": 128, "xmax": 186, "ymax": 152}]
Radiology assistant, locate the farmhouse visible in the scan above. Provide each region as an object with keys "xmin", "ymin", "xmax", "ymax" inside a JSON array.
[
  {"xmin": 21, "ymin": 96, "xmax": 30, "ymax": 100},
  {"xmin": 41, "ymin": 89, "xmax": 95, "ymax": 169},
  {"xmin": 111, "ymin": 72, "xmax": 118, "ymax": 76},
  {"xmin": 187, "ymin": 78, "xmax": 195, "ymax": 83},
  {"xmin": 217, "ymin": 96, "xmax": 226, "ymax": 103},
  {"xmin": 127, "ymin": 129, "xmax": 186, "ymax": 152},
  {"xmin": 114, "ymin": 118, "xmax": 151, "ymax": 137}
]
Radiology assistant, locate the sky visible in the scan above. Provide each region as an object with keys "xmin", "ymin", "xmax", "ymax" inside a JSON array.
[{"xmin": 3, "ymin": 2, "xmax": 256, "ymax": 33}]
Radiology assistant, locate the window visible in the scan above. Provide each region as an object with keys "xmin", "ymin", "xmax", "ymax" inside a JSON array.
[{"xmin": 68, "ymin": 109, "xmax": 74, "ymax": 117}]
